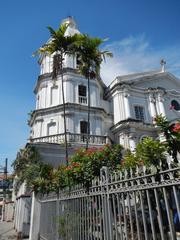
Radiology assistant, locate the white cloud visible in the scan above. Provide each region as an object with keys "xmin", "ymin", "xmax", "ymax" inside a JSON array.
[{"xmin": 101, "ymin": 34, "xmax": 180, "ymax": 85}]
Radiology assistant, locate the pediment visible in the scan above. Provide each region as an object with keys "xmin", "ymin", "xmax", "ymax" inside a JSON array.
[{"xmin": 129, "ymin": 72, "xmax": 180, "ymax": 92}]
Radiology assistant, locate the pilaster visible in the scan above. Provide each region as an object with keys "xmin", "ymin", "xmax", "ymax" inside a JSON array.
[{"xmin": 123, "ymin": 89, "xmax": 131, "ymax": 119}]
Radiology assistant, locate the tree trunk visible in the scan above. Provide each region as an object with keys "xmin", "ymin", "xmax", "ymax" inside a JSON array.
[
  {"xmin": 60, "ymin": 55, "xmax": 68, "ymax": 165},
  {"xmin": 86, "ymin": 75, "xmax": 90, "ymax": 150}
]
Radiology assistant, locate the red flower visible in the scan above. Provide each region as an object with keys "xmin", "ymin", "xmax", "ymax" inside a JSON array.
[
  {"xmin": 86, "ymin": 147, "xmax": 97, "ymax": 156},
  {"xmin": 172, "ymin": 123, "xmax": 180, "ymax": 133},
  {"xmin": 66, "ymin": 165, "xmax": 73, "ymax": 171},
  {"xmin": 72, "ymin": 162, "xmax": 80, "ymax": 167}
]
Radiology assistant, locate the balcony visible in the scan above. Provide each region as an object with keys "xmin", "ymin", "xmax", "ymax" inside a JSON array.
[
  {"xmin": 79, "ymin": 96, "xmax": 87, "ymax": 105},
  {"xmin": 30, "ymin": 133, "xmax": 109, "ymax": 146}
]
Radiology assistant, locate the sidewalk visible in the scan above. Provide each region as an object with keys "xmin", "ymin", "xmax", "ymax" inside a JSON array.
[{"xmin": 0, "ymin": 221, "xmax": 16, "ymax": 240}]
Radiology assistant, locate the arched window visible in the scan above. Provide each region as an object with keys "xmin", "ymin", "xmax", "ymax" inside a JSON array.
[{"xmin": 171, "ymin": 100, "xmax": 180, "ymax": 111}]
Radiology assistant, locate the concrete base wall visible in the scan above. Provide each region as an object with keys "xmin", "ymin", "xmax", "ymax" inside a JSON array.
[
  {"xmin": 14, "ymin": 196, "xmax": 31, "ymax": 237},
  {"xmin": 4, "ymin": 202, "xmax": 14, "ymax": 222},
  {"xmin": 31, "ymin": 142, "xmax": 77, "ymax": 168}
]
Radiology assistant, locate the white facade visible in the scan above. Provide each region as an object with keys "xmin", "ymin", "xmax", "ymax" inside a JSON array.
[
  {"xmin": 106, "ymin": 71, "xmax": 180, "ymax": 151},
  {"xmin": 29, "ymin": 17, "xmax": 180, "ymax": 151}
]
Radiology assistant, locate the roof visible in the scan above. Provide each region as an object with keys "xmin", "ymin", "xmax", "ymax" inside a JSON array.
[
  {"xmin": 116, "ymin": 70, "xmax": 161, "ymax": 82},
  {"xmin": 108, "ymin": 70, "xmax": 180, "ymax": 90},
  {"xmin": 0, "ymin": 174, "xmax": 13, "ymax": 180}
]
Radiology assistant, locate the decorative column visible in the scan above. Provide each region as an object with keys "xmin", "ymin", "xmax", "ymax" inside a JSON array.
[
  {"xmin": 149, "ymin": 93, "xmax": 157, "ymax": 122},
  {"xmin": 157, "ymin": 91, "xmax": 166, "ymax": 116},
  {"xmin": 119, "ymin": 133, "xmax": 129, "ymax": 149},
  {"xmin": 128, "ymin": 132, "xmax": 136, "ymax": 151},
  {"xmin": 123, "ymin": 89, "xmax": 131, "ymax": 119}
]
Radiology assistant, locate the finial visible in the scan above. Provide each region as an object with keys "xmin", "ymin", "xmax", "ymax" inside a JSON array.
[
  {"xmin": 61, "ymin": 16, "xmax": 77, "ymax": 28},
  {"xmin": 160, "ymin": 59, "xmax": 166, "ymax": 72}
]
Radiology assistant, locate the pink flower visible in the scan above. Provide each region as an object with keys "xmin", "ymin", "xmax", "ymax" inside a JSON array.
[{"xmin": 169, "ymin": 104, "xmax": 175, "ymax": 110}]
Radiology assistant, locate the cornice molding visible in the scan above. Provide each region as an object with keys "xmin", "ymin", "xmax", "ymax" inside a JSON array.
[
  {"xmin": 29, "ymin": 103, "xmax": 113, "ymax": 126},
  {"xmin": 110, "ymin": 118, "xmax": 155, "ymax": 133},
  {"xmin": 34, "ymin": 68, "xmax": 106, "ymax": 94}
]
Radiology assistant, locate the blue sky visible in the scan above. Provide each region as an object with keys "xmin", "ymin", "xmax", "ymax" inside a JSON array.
[{"xmin": 0, "ymin": 0, "xmax": 180, "ymax": 171}]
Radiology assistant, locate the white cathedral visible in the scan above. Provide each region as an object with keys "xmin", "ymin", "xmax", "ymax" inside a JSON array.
[
  {"xmin": 12, "ymin": 17, "xmax": 180, "ymax": 238},
  {"xmin": 29, "ymin": 17, "xmax": 180, "ymax": 157}
]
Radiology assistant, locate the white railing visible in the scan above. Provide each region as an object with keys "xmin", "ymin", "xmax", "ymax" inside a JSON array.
[
  {"xmin": 30, "ymin": 133, "xmax": 108, "ymax": 145},
  {"xmin": 79, "ymin": 96, "xmax": 87, "ymax": 105}
]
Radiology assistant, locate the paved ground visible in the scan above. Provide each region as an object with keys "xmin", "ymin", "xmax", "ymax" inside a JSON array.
[{"xmin": 0, "ymin": 222, "xmax": 16, "ymax": 240}]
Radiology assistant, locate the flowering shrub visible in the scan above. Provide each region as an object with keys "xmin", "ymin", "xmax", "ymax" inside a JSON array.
[
  {"xmin": 32, "ymin": 165, "xmax": 68, "ymax": 194},
  {"xmin": 15, "ymin": 134, "xmax": 176, "ymax": 194},
  {"xmin": 13, "ymin": 144, "xmax": 124, "ymax": 194},
  {"xmin": 155, "ymin": 114, "xmax": 180, "ymax": 162},
  {"xmin": 66, "ymin": 144, "xmax": 123, "ymax": 189}
]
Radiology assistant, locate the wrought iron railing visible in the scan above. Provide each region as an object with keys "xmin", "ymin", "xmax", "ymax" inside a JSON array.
[
  {"xmin": 30, "ymin": 133, "xmax": 108, "ymax": 145},
  {"xmin": 79, "ymin": 96, "xmax": 87, "ymax": 105},
  {"xmin": 37, "ymin": 164, "xmax": 180, "ymax": 240}
]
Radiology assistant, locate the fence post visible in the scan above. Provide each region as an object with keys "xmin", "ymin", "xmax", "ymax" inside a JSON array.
[
  {"xmin": 29, "ymin": 192, "xmax": 41, "ymax": 240},
  {"xmin": 100, "ymin": 166, "xmax": 113, "ymax": 240},
  {"xmin": 56, "ymin": 194, "xmax": 60, "ymax": 240}
]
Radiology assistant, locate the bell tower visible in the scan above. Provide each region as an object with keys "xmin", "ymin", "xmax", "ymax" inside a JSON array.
[{"xmin": 29, "ymin": 18, "xmax": 112, "ymax": 148}]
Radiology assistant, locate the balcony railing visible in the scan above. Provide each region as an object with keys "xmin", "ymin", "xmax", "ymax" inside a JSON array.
[
  {"xmin": 79, "ymin": 96, "xmax": 87, "ymax": 105},
  {"xmin": 30, "ymin": 133, "xmax": 109, "ymax": 145}
]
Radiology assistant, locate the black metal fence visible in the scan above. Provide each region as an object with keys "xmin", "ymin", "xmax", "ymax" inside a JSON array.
[{"xmin": 38, "ymin": 164, "xmax": 180, "ymax": 240}]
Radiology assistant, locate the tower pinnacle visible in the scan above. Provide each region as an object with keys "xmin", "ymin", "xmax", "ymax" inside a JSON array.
[{"xmin": 61, "ymin": 16, "xmax": 77, "ymax": 29}]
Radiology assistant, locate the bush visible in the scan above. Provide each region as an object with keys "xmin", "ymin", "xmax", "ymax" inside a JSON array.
[
  {"xmin": 155, "ymin": 114, "xmax": 180, "ymax": 162},
  {"xmin": 66, "ymin": 144, "xmax": 123, "ymax": 189},
  {"xmin": 122, "ymin": 137, "xmax": 166, "ymax": 171}
]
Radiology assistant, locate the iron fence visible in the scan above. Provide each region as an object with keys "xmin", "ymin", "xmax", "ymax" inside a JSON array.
[{"xmin": 38, "ymin": 164, "xmax": 180, "ymax": 240}]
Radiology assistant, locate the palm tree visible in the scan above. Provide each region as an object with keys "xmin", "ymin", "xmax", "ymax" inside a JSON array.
[
  {"xmin": 74, "ymin": 34, "xmax": 113, "ymax": 149},
  {"xmin": 33, "ymin": 23, "xmax": 79, "ymax": 165}
]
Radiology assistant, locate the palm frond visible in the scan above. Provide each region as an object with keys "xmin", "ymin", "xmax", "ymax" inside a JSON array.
[
  {"xmin": 47, "ymin": 26, "xmax": 57, "ymax": 38},
  {"xmin": 59, "ymin": 23, "xmax": 69, "ymax": 35}
]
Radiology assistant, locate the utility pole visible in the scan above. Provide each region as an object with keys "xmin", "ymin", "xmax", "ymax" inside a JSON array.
[{"xmin": 2, "ymin": 158, "xmax": 8, "ymax": 221}]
